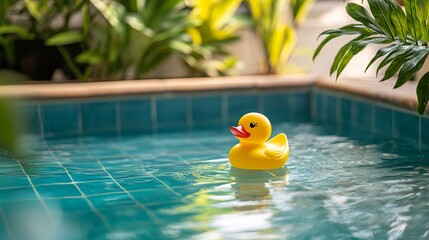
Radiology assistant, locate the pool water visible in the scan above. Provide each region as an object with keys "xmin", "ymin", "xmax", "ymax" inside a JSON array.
[{"xmin": 1, "ymin": 122, "xmax": 429, "ymax": 240}]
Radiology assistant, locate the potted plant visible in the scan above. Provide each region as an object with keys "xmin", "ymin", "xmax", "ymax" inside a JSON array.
[{"xmin": 314, "ymin": 0, "xmax": 429, "ymax": 114}]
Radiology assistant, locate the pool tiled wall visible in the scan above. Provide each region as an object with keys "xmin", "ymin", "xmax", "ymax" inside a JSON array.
[
  {"xmin": 24, "ymin": 89, "xmax": 311, "ymax": 138},
  {"xmin": 313, "ymin": 88, "xmax": 429, "ymax": 148},
  {"xmin": 24, "ymin": 87, "xmax": 429, "ymax": 148}
]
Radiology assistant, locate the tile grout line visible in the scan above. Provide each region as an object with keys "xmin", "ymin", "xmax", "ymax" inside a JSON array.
[
  {"xmin": 151, "ymin": 96, "xmax": 158, "ymax": 134},
  {"xmin": 78, "ymin": 103, "xmax": 83, "ymax": 136},
  {"xmin": 46, "ymin": 148, "xmax": 111, "ymax": 228},
  {"xmin": 15, "ymin": 160, "xmax": 53, "ymax": 220},
  {"xmin": 96, "ymin": 160, "xmax": 162, "ymax": 223},
  {"xmin": 116, "ymin": 101, "xmax": 122, "ymax": 135},
  {"xmin": 187, "ymin": 97, "xmax": 193, "ymax": 130},
  {"xmin": 37, "ymin": 104, "xmax": 44, "ymax": 138},
  {"xmin": 222, "ymin": 93, "xmax": 229, "ymax": 126},
  {"xmin": 0, "ymin": 205, "xmax": 12, "ymax": 239},
  {"xmin": 336, "ymin": 95, "xmax": 341, "ymax": 125},
  {"xmin": 148, "ymin": 173, "xmax": 184, "ymax": 200},
  {"xmin": 113, "ymin": 145, "xmax": 186, "ymax": 210},
  {"xmin": 419, "ymin": 116, "xmax": 422, "ymax": 150}
]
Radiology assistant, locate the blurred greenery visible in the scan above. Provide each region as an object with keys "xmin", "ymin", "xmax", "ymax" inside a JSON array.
[
  {"xmin": 247, "ymin": 0, "xmax": 314, "ymax": 74},
  {"xmin": 0, "ymin": 98, "xmax": 21, "ymax": 153},
  {"xmin": 77, "ymin": 0, "xmax": 195, "ymax": 79},
  {"xmin": 314, "ymin": 0, "xmax": 429, "ymax": 114},
  {"xmin": 0, "ymin": 72, "xmax": 26, "ymax": 154},
  {"xmin": 184, "ymin": 0, "xmax": 242, "ymax": 77},
  {"xmin": 1, "ymin": 0, "xmax": 312, "ymax": 80}
]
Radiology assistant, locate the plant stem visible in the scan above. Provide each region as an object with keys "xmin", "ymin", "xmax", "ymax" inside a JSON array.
[{"xmin": 58, "ymin": 46, "xmax": 84, "ymax": 81}]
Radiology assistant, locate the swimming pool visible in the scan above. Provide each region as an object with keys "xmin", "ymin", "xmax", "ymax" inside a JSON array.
[{"xmin": 1, "ymin": 82, "xmax": 429, "ymax": 239}]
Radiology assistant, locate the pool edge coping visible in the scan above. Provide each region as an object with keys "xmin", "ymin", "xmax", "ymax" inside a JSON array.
[{"xmin": 0, "ymin": 74, "xmax": 425, "ymax": 113}]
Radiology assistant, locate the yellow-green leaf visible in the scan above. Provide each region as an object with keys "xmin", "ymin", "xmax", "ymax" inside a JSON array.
[{"xmin": 45, "ymin": 31, "xmax": 84, "ymax": 46}]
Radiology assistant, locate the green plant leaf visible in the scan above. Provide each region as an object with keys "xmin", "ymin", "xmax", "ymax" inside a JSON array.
[
  {"xmin": 387, "ymin": 0, "xmax": 407, "ymax": 41},
  {"xmin": 330, "ymin": 41, "xmax": 354, "ymax": 76},
  {"xmin": 368, "ymin": 0, "xmax": 395, "ymax": 39},
  {"xmin": 81, "ymin": 3, "xmax": 91, "ymax": 36},
  {"xmin": 346, "ymin": 3, "xmax": 383, "ymax": 34},
  {"xmin": 90, "ymin": 0, "xmax": 126, "ymax": 35},
  {"xmin": 290, "ymin": 0, "xmax": 315, "ymax": 26},
  {"xmin": 45, "ymin": 31, "xmax": 84, "ymax": 46},
  {"xmin": 24, "ymin": 0, "xmax": 44, "ymax": 22},
  {"xmin": 395, "ymin": 47, "xmax": 429, "ymax": 88},
  {"xmin": 76, "ymin": 50, "xmax": 104, "ymax": 65},
  {"xmin": 318, "ymin": 24, "xmax": 375, "ymax": 37},
  {"xmin": 416, "ymin": 0, "xmax": 429, "ymax": 42},
  {"xmin": 376, "ymin": 45, "xmax": 413, "ymax": 75},
  {"xmin": 125, "ymin": 14, "xmax": 154, "ymax": 37},
  {"xmin": 417, "ymin": 72, "xmax": 429, "ymax": 114},
  {"xmin": 314, "ymin": 24, "xmax": 376, "ymax": 61},
  {"xmin": 380, "ymin": 54, "xmax": 409, "ymax": 81},
  {"xmin": 0, "ymin": 99, "xmax": 20, "ymax": 153},
  {"xmin": 403, "ymin": 0, "xmax": 422, "ymax": 42},
  {"xmin": 365, "ymin": 43, "xmax": 397, "ymax": 72},
  {"xmin": 313, "ymin": 34, "xmax": 340, "ymax": 61},
  {"xmin": 0, "ymin": 25, "xmax": 34, "ymax": 39},
  {"xmin": 335, "ymin": 36, "xmax": 389, "ymax": 79}
]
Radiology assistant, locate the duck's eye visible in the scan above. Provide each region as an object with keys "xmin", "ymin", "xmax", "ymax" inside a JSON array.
[{"xmin": 250, "ymin": 122, "xmax": 258, "ymax": 128}]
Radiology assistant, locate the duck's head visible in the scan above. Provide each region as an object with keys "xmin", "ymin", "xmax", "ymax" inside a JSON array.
[{"xmin": 230, "ymin": 112, "xmax": 271, "ymax": 144}]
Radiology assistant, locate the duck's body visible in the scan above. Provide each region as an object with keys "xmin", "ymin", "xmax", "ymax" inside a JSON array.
[{"xmin": 229, "ymin": 113, "xmax": 290, "ymax": 170}]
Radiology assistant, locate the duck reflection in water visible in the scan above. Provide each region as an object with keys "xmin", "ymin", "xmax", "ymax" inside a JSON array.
[{"xmin": 229, "ymin": 167, "xmax": 289, "ymax": 210}]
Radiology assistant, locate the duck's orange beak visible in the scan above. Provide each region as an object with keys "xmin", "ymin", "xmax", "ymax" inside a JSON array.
[{"xmin": 230, "ymin": 125, "xmax": 250, "ymax": 138}]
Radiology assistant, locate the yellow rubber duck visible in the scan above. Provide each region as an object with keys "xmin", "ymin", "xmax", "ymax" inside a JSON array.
[{"xmin": 229, "ymin": 112, "xmax": 290, "ymax": 170}]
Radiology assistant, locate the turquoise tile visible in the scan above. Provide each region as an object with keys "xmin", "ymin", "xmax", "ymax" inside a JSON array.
[
  {"xmin": 78, "ymin": 181, "xmax": 122, "ymax": 195},
  {"xmin": 314, "ymin": 91, "xmax": 323, "ymax": 120},
  {"xmin": 24, "ymin": 165, "xmax": 65, "ymax": 175},
  {"xmin": 228, "ymin": 94, "xmax": 259, "ymax": 123},
  {"xmin": 69, "ymin": 170, "xmax": 112, "ymax": 182},
  {"xmin": 324, "ymin": 94, "xmax": 337, "ymax": 122},
  {"xmin": 0, "ymin": 216, "xmax": 6, "ymax": 240},
  {"xmin": 120, "ymin": 99, "xmax": 151, "ymax": 133},
  {"xmin": 132, "ymin": 188, "xmax": 181, "ymax": 205},
  {"xmin": 31, "ymin": 174, "xmax": 73, "ymax": 185},
  {"xmin": 421, "ymin": 116, "xmax": 429, "ymax": 146},
  {"xmin": 82, "ymin": 101, "xmax": 117, "ymax": 134},
  {"xmin": 340, "ymin": 97, "xmax": 352, "ymax": 123},
  {"xmin": 36, "ymin": 183, "xmax": 81, "ymax": 198},
  {"xmin": 102, "ymin": 208, "xmax": 151, "ymax": 225},
  {"xmin": 41, "ymin": 103, "xmax": 79, "ymax": 136},
  {"xmin": 157, "ymin": 124, "xmax": 188, "ymax": 133},
  {"xmin": 88, "ymin": 193, "xmax": 134, "ymax": 209},
  {"xmin": 156, "ymin": 97, "xmax": 188, "ymax": 125},
  {"xmin": 393, "ymin": 111, "xmax": 419, "ymax": 141},
  {"xmin": 192, "ymin": 96, "xmax": 222, "ymax": 127},
  {"xmin": 44, "ymin": 197, "xmax": 91, "ymax": 212},
  {"xmin": 291, "ymin": 92, "xmax": 311, "ymax": 122},
  {"xmin": 353, "ymin": 100, "xmax": 373, "ymax": 128},
  {"xmin": 0, "ymin": 187, "xmax": 39, "ymax": 203},
  {"xmin": 264, "ymin": 93, "xmax": 289, "ymax": 122},
  {"xmin": 374, "ymin": 105, "xmax": 393, "ymax": 136},
  {"xmin": 0, "ymin": 175, "xmax": 30, "ymax": 189},
  {"xmin": 116, "ymin": 177, "xmax": 165, "ymax": 191}
]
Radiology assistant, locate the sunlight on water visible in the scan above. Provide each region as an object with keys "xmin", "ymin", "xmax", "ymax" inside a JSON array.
[{"xmin": 0, "ymin": 122, "xmax": 429, "ymax": 239}]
